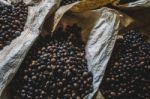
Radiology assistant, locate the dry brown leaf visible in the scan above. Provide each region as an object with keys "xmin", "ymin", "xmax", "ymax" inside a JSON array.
[
  {"xmin": 70, "ymin": 0, "xmax": 116, "ymax": 12},
  {"xmin": 93, "ymin": 90, "xmax": 105, "ymax": 99}
]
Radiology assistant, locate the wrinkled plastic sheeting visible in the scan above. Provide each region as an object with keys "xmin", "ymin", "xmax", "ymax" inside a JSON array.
[
  {"xmin": 127, "ymin": 0, "xmax": 150, "ymax": 7},
  {"xmin": 85, "ymin": 7, "xmax": 121, "ymax": 99},
  {"xmin": 0, "ymin": 0, "xmax": 59, "ymax": 97},
  {"xmin": 114, "ymin": 0, "xmax": 150, "ymax": 8}
]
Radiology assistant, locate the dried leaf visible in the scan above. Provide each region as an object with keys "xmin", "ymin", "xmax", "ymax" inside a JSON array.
[
  {"xmin": 70, "ymin": 0, "xmax": 116, "ymax": 12},
  {"xmin": 94, "ymin": 90, "xmax": 105, "ymax": 99}
]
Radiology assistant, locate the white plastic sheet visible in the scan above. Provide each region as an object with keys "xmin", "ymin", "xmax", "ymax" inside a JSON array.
[
  {"xmin": 114, "ymin": 0, "xmax": 150, "ymax": 8},
  {"xmin": 0, "ymin": 0, "xmax": 59, "ymax": 98}
]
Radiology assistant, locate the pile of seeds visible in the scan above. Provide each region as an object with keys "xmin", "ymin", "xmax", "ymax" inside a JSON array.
[
  {"xmin": 60, "ymin": 0, "xmax": 80, "ymax": 6},
  {"xmin": 0, "ymin": 1, "xmax": 28, "ymax": 50},
  {"xmin": 11, "ymin": 24, "xmax": 93, "ymax": 99},
  {"xmin": 100, "ymin": 30, "xmax": 150, "ymax": 99}
]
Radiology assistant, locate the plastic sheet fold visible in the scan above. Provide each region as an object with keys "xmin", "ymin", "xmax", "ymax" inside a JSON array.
[{"xmin": 0, "ymin": 0, "xmax": 59, "ymax": 98}]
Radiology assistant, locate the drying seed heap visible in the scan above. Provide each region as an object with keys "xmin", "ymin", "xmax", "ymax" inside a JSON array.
[
  {"xmin": 100, "ymin": 30, "xmax": 150, "ymax": 99},
  {"xmin": 0, "ymin": 1, "xmax": 28, "ymax": 50},
  {"xmin": 60, "ymin": 0, "xmax": 80, "ymax": 6},
  {"xmin": 11, "ymin": 24, "xmax": 93, "ymax": 99},
  {"xmin": 119, "ymin": 0, "xmax": 138, "ymax": 4}
]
